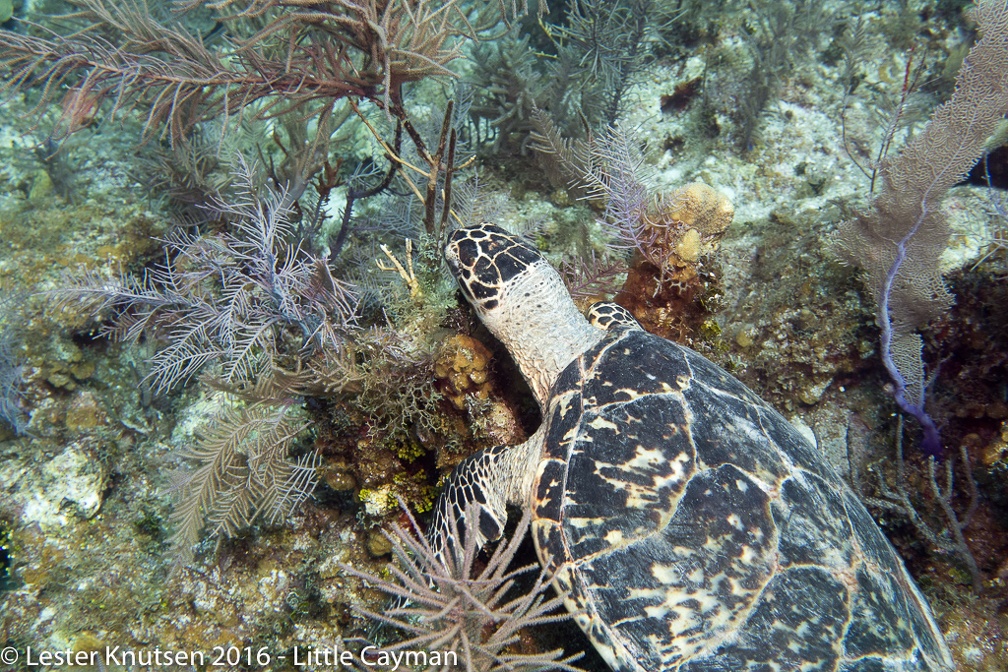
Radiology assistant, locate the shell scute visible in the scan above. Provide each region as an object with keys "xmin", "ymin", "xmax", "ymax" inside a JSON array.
[
  {"xmin": 532, "ymin": 518, "xmax": 567, "ymax": 576},
  {"xmin": 534, "ymin": 457, "xmax": 566, "ymax": 522},
  {"xmin": 680, "ymin": 347, "xmax": 839, "ymax": 486},
  {"xmin": 774, "ymin": 471, "xmax": 858, "ymax": 568},
  {"xmin": 567, "ymin": 464, "xmax": 777, "ymax": 667},
  {"xmin": 687, "ymin": 566, "xmax": 850, "ymax": 672},
  {"xmin": 560, "ymin": 395, "xmax": 696, "ymax": 562},
  {"xmin": 680, "ymin": 380, "xmax": 792, "ymax": 486},
  {"xmin": 844, "ymin": 564, "xmax": 918, "ymax": 659},
  {"xmin": 578, "ymin": 331, "xmax": 690, "ymax": 408}
]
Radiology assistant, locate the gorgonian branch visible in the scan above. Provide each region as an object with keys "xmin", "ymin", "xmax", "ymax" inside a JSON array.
[
  {"xmin": 341, "ymin": 502, "xmax": 584, "ymax": 671},
  {"xmin": 2, "ymin": 0, "xmax": 526, "ymax": 146}
]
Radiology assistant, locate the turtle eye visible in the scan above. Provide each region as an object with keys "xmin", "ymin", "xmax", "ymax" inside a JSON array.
[
  {"xmin": 470, "ymin": 281, "xmax": 497, "ymax": 300},
  {"xmin": 454, "ymin": 238, "xmax": 480, "ymax": 269}
]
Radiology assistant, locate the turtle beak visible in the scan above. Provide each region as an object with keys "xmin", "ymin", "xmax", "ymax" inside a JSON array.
[
  {"xmin": 444, "ymin": 239, "xmax": 460, "ymax": 274},
  {"xmin": 445, "ymin": 228, "xmax": 481, "ymax": 276},
  {"xmin": 444, "ymin": 234, "xmax": 473, "ymax": 303}
]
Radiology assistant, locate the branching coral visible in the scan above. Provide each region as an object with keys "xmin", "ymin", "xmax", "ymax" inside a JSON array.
[
  {"xmin": 468, "ymin": 29, "xmax": 545, "ymax": 151},
  {"xmin": 355, "ymin": 328, "xmax": 447, "ymax": 444},
  {"xmin": 465, "ymin": 0, "xmax": 655, "ymax": 153},
  {"xmin": 51, "ymin": 157, "xmax": 362, "ymax": 560},
  {"xmin": 544, "ymin": 0, "xmax": 654, "ymax": 125},
  {"xmin": 49, "ymin": 102, "xmax": 487, "ymax": 558},
  {"xmin": 53, "ymin": 156, "xmax": 360, "ymax": 395},
  {"xmin": 168, "ymin": 400, "xmax": 316, "ymax": 565},
  {"xmin": 531, "ymin": 112, "xmax": 732, "ymax": 275},
  {"xmin": 5, "ymin": 0, "xmax": 608, "ymax": 583},
  {"xmin": 850, "ymin": 417, "xmax": 982, "ymax": 592},
  {"xmin": 734, "ymin": 0, "xmax": 831, "ymax": 151},
  {"xmin": 558, "ymin": 251, "xmax": 628, "ymax": 306},
  {"xmin": 0, "ymin": 0, "xmax": 523, "ymax": 145},
  {"xmin": 341, "ymin": 503, "xmax": 584, "ymax": 672}
]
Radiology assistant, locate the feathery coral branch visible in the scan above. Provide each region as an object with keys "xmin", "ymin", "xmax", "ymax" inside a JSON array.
[
  {"xmin": 342, "ymin": 503, "xmax": 584, "ymax": 671},
  {"xmin": 52, "ymin": 156, "xmax": 360, "ymax": 394},
  {"xmin": 1, "ymin": 0, "xmax": 526, "ymax": 145}
]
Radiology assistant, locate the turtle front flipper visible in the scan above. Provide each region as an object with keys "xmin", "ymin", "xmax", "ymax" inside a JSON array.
[
  {"xmin": 428, "ymin": 429, "xmax": 544, "ymax": 573},
  {"xmin": 587, "ymin": 302, "xmax": 642, "ymax": 331}
]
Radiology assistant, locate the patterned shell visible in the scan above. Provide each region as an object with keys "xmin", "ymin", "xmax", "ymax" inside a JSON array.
[{"xmin": 530, "ymin": 326, "xmax": 953, "ymax": 672}]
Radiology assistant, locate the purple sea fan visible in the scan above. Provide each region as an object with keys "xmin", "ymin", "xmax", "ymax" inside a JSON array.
[
  {"xmin": 835, "ymin": 0, "xmax": 1008, "ymax": 457},
  {"xmin": 53, "ymin": 157, "xmax": 360, "ymax": 394}
]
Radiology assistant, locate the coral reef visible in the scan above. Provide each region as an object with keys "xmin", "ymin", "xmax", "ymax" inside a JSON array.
[
  {"xmin": 531, "ymin": 113, "xmax": 735, "ymax": 339},
  {"xmin": 1, "ymin": 1, "xmax": 1007, "ymax": 670}
]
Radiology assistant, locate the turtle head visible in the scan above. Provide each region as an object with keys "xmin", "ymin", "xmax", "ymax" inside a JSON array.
[
  {"xmin": 445, "ymin": 222, "xmax": 542, "ymax": 315},
  {"xmin": 445, "ymin": 223, "xmax": 603, "ymax": 407}
]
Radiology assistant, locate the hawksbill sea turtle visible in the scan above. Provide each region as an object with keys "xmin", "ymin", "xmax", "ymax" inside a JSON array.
[{"xmin": 427, "ymin": 222, "xmax": 954, "ymax": 671}]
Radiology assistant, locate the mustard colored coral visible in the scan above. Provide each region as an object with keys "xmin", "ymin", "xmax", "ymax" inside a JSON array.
[
  {"xmin": 640, "ymin": 181, "xmax": 734, "ymax": 275},
  {"xmin": 434, "ymin": 334, "xmax": 493, "ymax": 410},
  {"xmin": 675, "ymin": 228, "xmax": 703, "ymax": 264},
  {"xmin": 665, "ymin": 182, "xmax": 734, "ymax": 236}
]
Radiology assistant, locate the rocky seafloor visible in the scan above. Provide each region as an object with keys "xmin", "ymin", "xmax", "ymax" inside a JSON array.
[{"xmin": 1, "ymin": 1, "xmax": 1007, "ymax": 671}]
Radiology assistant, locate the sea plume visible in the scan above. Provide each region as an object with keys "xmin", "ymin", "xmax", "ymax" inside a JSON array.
[
  {"xmin": 52, "ymin": 156, "xmax": 360, "ymax": 394},
  {"xmin": 341, "ymin": 503, "xmax": 584, "ymax": 671}
]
